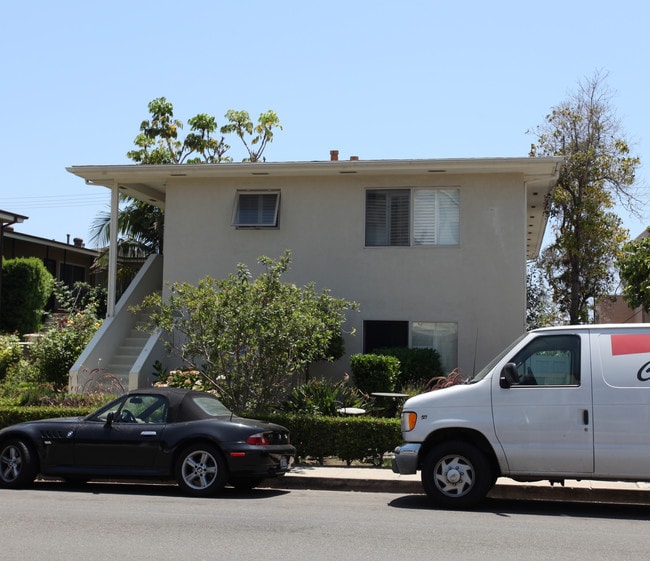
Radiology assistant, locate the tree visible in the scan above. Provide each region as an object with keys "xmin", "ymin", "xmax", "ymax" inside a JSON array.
[
  {"xmin": 135, "ymin": 252, "xmax": 358, "ymax": 414},
  {"xmin": 526, "ymin": 262, "xmax": 561, "ymax": 329},
  {"xmin": 617, "ymin": 228, "xmax": 650, "ymax": 312},
  {"xmin": 126, "ymin": 97, "xmax": 282, "ymax": 164},
  {"xmin": 529, "ymin": 72, "xmax": 640, "ymax": 324},
  {"xmin": 92, "ymin": 98, "xmax": 283, "ymax": 277}
]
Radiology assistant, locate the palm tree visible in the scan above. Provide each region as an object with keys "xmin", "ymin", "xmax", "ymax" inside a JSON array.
[{"xmin": 90, "ymin": 196, "xmax": 164, "ymax": 284}]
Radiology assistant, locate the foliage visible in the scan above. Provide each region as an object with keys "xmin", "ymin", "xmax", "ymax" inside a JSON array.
[
  {"xmin": 349, "ymin": 353, "xmax": 401, "ymax": 394},
  {"xmin": 617, "ymin": 228, "xmax": 650, "ymax": 312},
  {"xmin": 422, "ymin": 369, "xmax": 468, "ymax": 391},
  {"xmin": 264, "ymin": 413, "xmax": 402, "ymax": 466},
  {"xmin": 126, "ymin": 97, "xmax": 282, "ymax": 164},
  {"xmin": 29, "ymin": 308, "xmax": 102, "ymax": 390},
  {"xmin": 53, "ymin": 280, "xmax": 108, "ymax": 319},
  {"xmin": 0, "ymin": 334, "xmax": 22, "ymax": 381},
  {"xmin": 372, "ymin": 347, "xmax": 443, "ymax": 389},
  {"xmin": 135, "ymin": 251, "xmax": 358, "ymax": 414},
  {"xmin": 0, "ymin": 257, "xmax": 54, "ymax": 335},
  {"xmin": 526, "ymin": 262, "xmax": 562, "ymax": 329},
  {"xmin": 529, "ymin": 71, "xmax": 639, "ymax": 324},
  {"xmin": 90, "ymin": 198, "xmax": 165, "ymax": 270},
  {"xmin": 277, "ymin": 378, "xmax": 368, "ymax": 417}
]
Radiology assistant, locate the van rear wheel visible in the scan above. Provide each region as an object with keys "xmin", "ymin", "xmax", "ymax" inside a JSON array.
[{"xmin": 421, "ymin": 441, "xmax": 493, "ymax": 508}]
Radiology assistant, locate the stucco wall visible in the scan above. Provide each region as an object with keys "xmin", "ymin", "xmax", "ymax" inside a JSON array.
[{"xmin": 162, "ymin": 171, "xmax": 527, "ymax": 380}]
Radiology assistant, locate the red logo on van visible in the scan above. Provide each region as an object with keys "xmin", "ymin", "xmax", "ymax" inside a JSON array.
[{"xmin": 611, "ymin": 334, "xmax": 650, "ymax": 356}]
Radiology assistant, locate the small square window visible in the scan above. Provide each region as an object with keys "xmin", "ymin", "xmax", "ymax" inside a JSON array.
[{"xmin": 232, "ymin": 191, "xmax": 280, "ymax": 227}]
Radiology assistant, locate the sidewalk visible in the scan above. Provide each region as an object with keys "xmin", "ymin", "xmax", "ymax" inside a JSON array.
[{"xmin": 263, "ymin": 464, "xmax": 650, "ymax": 505}]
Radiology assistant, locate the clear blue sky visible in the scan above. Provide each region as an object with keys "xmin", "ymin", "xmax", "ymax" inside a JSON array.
[{"xmin": 2, "ymin": 0, "xmax": 648, "ymax": 246}]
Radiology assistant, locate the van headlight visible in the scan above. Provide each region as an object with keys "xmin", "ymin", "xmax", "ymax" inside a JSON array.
[{"xmin": 402, "ymin": 411, "xmax": 417, "ymax": 432}]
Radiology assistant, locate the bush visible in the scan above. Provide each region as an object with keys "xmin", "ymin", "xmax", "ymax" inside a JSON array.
[
  {"xmin": 373, "ymin": 347, "xmax": 443, "ymax": 390},
  {"xmin": 349, "ymin": 353, "xmax": 400, "ymax": 394},
  {"xmin": 29, "ymin": 309, "xmax": 102, "ymax": 389},
  {"xmin": 0, "ymin": 257, "xmax": 54, "ymax": 335},
  {"xmin": 0, "ymin": 334, "xmax": 22, "ymax": 381},
  {"xmin": 277, "ymin": 378, "xmax": 368, "ymax": 416},
  {"xmin": 264, "ymin": 413, "xmax": 401, "ymax": 465}
]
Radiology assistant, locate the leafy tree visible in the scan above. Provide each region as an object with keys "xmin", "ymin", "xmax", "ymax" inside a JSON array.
[
  {"xmin": 126, "ymin": 97, "xmax": 282, "ymax": 164},
  {"xmin": 135, "ymin": 252, "xmax": 358, "ymax": 414},
  {"xmin": 617, "ymin": 228, "xmax": 650, "ymax": 312},
  {"xmin": 529, "ymin": 72, "xmax": 640, "ymax": 324},
  {"xmin": 92, "ymin": 99, "xmax": 282, "ymax": 280},
  {"xmin": 526, "ymin": 262, "xmax": 561, "ymax": 329}
]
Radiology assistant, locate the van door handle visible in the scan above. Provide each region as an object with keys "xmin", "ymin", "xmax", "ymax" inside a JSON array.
[{"xmin": 582, "ymin": 410, "xmax": 589, "ymax": 425}]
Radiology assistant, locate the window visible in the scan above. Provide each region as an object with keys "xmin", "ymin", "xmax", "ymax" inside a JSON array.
[
  {"xmin": 412, "ymin": 322, "xmax": 458, "ymax": 374},
  {"xmin": 365, "ymin": 188, "xmax": 459, "ymax": 247},
  {"xmin": 363, "ymin": 320, "xmax": 458, "ymax": 375},
  {"xmin": 232, "ymin": 191, "xmax": 280, "ymax": 227},
  {"xmin": 508, "ymin": 335, "xmax": 580, "ymax": 386}
]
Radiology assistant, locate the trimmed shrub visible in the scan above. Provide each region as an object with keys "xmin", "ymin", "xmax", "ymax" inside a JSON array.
[
  {"xmin": 0, "ymin": 257, "xmax": 54, "ymax": 335},
  {"xmin": 349, "ymin": 353, "xmax": 400, "ymax": 394},
  {"xmin": 373, "ymin": 347, "xmax": 443, "ymax": 390}
]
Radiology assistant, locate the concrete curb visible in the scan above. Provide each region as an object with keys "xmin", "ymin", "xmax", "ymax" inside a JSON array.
[{"xmin": 263, "ymin": 474, "xmax": 650, "ymax": 505}]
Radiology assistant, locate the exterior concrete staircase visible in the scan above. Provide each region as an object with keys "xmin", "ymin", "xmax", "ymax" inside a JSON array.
[{"xmin": 102, "ymin": 310, "xmax": 152, "ymax": 389}]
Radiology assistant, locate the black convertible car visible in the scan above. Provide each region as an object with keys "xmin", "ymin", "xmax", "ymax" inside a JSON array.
[{"xmin": 0, "ymin": 387, "xmax": 296, "ymax": 496}]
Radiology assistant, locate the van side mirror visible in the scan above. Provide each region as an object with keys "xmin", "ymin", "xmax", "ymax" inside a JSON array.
[{"xmin": 500, "ymin": 363, "xmax": 520, "ymax": 389}]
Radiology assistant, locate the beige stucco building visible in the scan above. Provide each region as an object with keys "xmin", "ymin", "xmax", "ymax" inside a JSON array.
[{"xmin": 67, "ymin": 156, "xmax": 561, "ymax": 390}]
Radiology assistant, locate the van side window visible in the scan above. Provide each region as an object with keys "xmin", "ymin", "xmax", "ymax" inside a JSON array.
[{"xmin": 509, "ymin": 335, "xmax": 580, "ymax": 386}]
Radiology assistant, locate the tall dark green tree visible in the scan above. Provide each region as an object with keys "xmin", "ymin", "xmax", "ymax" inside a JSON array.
[{"xmin": 529, "ymin": 72, "xmax": 640, "ymax": 324}]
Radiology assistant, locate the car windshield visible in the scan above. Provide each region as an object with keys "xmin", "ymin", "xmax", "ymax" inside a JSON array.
[
  {"xmin": 468, "ymin": 333, "xmax": 528, "ymax": 383},
  {"xmin": 192, "ymin": 395, "xmax": 232, "ymax": 417}
]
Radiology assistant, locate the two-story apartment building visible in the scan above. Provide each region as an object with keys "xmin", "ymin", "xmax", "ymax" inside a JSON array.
[{"xmin": 67, "ymin": 156, "xmax": 561, "ymax": 390}]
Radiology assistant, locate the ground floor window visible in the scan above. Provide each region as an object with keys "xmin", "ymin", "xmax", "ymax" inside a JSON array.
[{"xmin": 363, "ymin": 320, "xmax": 458, "ymax": 374}]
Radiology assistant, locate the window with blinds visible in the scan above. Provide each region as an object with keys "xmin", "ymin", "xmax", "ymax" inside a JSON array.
[
  {"xmin": 232, "ymin": 191, "xmax": 280, "ymax": 227},
  {"xmin": 365, "ymin": 188, "xmax": 459, "ymax": 246}
]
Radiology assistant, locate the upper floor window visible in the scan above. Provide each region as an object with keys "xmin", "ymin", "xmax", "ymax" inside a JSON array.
[
  {"xmin": 232, "ymin": 191, "xmax": 280, "ymax": 227},
  {"xmin": 365, "ymin": 188, "xmax": 459, "ymax": 247}
]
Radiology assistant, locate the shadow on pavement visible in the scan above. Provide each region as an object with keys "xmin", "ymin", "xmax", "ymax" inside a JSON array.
[{"xmin": 388, "ymin": 493, "xmax": 650, "ymax": 520}]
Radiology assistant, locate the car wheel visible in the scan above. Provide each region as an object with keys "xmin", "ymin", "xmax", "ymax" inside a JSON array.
[
  {"xmin": 229, "ymin": 477, "xmax": 264, "ymax": 491},
  {"xmin": 0, "ymin": 440, "xmax": 38, "ymax": 489},
  {"xmin": 175, "ymin": 443, "xmax": 228, "ymax": 497},
  {"xmin": 421, "ymin": 441, "xmax": 493, "ymax": 508}
]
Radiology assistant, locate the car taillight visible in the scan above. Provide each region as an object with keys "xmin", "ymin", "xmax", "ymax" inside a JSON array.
[{"xmin": 246, "ymin": 433, "xmax": 270, "ymax": 445}]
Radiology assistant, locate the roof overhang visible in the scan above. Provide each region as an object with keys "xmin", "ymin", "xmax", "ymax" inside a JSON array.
[
  {"xmin": 0, "ymin": 209, "xmax": 28, "ymax": 226},
  {"xmin": 67, "ymin": 156, "xmax": 562, "ymax": 258}
]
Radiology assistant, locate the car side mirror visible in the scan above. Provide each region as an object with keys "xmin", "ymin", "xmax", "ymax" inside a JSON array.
[
  {"xmin": 104, "ymin": 411, "xmax": 115, "ymax": 429},
  {"xmin": 499, "ymin": 363, "xmax": 520, "ymax": 389}
]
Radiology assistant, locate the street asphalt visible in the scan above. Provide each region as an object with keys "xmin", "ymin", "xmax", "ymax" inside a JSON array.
[{"xmin": 262, "ymin": 464, "xmax": 650, "ymax": 505}]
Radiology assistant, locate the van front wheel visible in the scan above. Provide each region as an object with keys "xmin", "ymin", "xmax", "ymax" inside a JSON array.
[{"xmin": 421, "ymin": 441, "xmax": 493, "ymax": 508}]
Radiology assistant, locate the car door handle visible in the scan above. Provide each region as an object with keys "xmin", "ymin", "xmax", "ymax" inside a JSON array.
[{"xmin": 140, "ymin": 431, "xmax": 157, "ymax": 437}]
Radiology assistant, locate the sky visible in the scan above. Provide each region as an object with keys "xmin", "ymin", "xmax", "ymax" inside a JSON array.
[{"xmin": 1, "ymin": 0, "xmax": 649, "ymax": 247}]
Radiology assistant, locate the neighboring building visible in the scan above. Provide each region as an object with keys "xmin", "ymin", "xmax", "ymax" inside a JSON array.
[
  {"xmin": 1, "ymin": 228, "xmax": 102, "ymax": 298},
  {"xmin": 67, "ymin": 156, "xmax": 562, "ymax": 390},
  {"xmin": 596, "ymin": 228, "xmax": 650, "ymax": 324}
]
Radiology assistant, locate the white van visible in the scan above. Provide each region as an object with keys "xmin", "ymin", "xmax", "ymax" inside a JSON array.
[{"xmin": 392, "ymin": 324, "xmax": 650, "ymax": 507}]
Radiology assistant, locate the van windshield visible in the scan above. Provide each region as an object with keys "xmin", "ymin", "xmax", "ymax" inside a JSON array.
[{"xmin": 468, "ymin": 333, "xmax": 528, "ymax": 383}]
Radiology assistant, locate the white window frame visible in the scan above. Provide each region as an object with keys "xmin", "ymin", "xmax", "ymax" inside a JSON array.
[
  {"xmin": 365, "ymin": 187, "xmax": 459, "ymax": 247},
  {"xmin": 232, "ymin": 190, "xmax": 280, "ymax": 228}
]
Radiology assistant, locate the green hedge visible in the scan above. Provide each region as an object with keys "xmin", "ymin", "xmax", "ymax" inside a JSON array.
[
  {"xmin": 0, "ymin": 406, "xmax": 92, "ymax": 427},
  {"xmin": 0, "ymin": 407, "xmax": 402, "ymax": 466}
]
